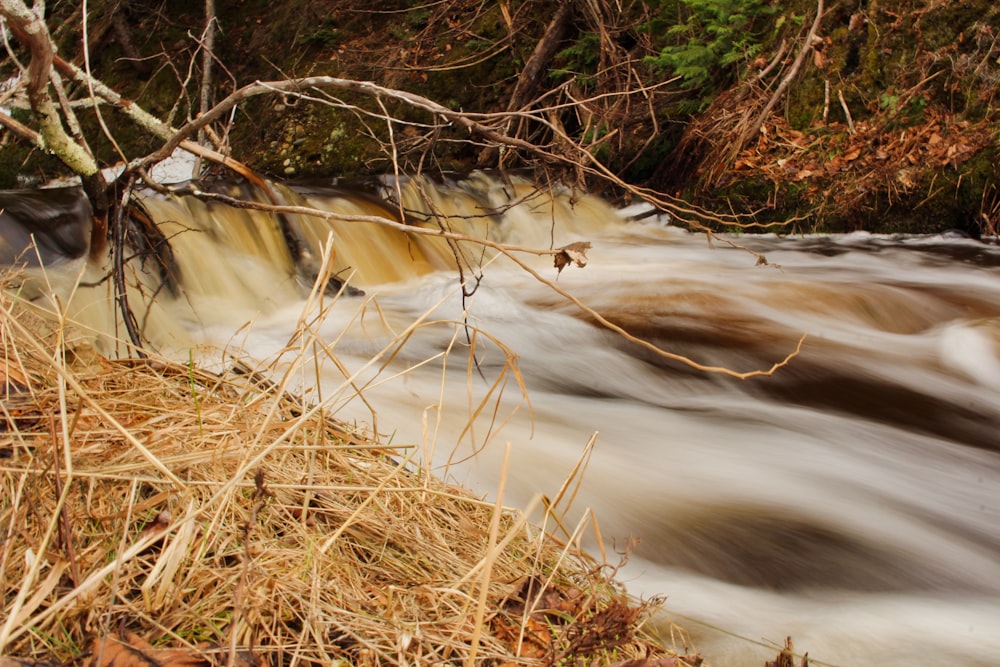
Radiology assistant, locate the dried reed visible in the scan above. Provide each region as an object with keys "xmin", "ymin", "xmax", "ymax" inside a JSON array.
[{"xmin": 0, "ymin": 273, "xmax": 682, "ymax": 667}]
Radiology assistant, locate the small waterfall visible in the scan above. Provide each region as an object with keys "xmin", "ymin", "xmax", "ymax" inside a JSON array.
[{"xmin": 4, "ymin": 174, "xmax": 1000, "ymax": 666}]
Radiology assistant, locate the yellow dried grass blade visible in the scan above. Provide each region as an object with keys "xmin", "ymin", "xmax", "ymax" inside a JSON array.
[
  {"xmin": 142, "ymin": 501, "xmax": 198, "ymax": 611},
  {"xmin": 6, "ymin": 560, "xmax": 68, "ymax": 632}
]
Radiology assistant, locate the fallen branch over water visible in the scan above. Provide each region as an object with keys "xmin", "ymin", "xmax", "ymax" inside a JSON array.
[{"xmin": 185, "ymin": 188, "xmax": 807, "ymax": 380}]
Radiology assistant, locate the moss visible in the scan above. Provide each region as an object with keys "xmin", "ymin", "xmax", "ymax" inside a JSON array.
[
  {"xmin": 0, "ymin": 145, "xmax": 73, "ymax": 189},
  {"xmin": 810, "ymin": 143, "xmax": 1000, "ymax": 237},
  {"xmin": 934, "ymin": 146, "xmax": 1000, "ymax": 236},
  {"xmin": 917, "ymin": 0, "xmax": 997, "ymax": 51},
  {"xmin": 785, "ymin": 75, "xmax": 828, "ymax": 131},
  {"xmin": 219, "ymin": 0, "xmax": 521, "ymax": 178},
  {"xmin": 230, "ymin": 98, "xmax": 374, "ymax": 179}
]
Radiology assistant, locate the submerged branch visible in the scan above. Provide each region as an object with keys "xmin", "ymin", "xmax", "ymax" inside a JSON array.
[{"xmin": 111, "ymin": 179, "xmax": 147, "ymax": 356}]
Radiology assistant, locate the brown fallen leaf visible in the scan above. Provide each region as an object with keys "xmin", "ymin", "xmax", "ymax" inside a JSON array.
[
  {"xmin": 90, "ymin": 633, "xmax": 197, "ymax": 667},
  {"xmin": 89, "ymin": 633, "xmax": 263, "ymax": 667},
  {"xmin": 625, "ymin": 654, "xmax": 702, "ymax": 667},
  {"xmin": 896, "ymin": 169, "xmax": 916, "ymax": 188},
  {"xmin": 138, "ymin": 510, "xmax": 173, "ymax": 541},
  {"xmin": 553, "ymin": 241, "xmax": 591, "ymax": 275},
  {"xmin": 812, "ymin": 48, "xmax": 826, "ymax": 69},
  {"xmin": 492, "ymin": 615, "xmax": 550, "ymax": 658},
  {"xmin": 0, "ymin": 658, "xmax": 59, "ymax": 667}
]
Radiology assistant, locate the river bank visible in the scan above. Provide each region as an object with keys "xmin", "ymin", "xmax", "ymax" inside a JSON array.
[{"xmin": 0, "ymin": 271, "xmax": 695, "ymax": 667}]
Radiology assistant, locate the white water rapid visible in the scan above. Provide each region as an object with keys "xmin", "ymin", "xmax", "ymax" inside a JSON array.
[{"xmin": 7, "ymin": 175, "xmax": 1000, "ymax": 666}]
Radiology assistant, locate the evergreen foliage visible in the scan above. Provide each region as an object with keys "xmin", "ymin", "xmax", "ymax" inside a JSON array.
[{"xmin": 647, "ymin": 0, "xmax": 776, "ymax": 94}]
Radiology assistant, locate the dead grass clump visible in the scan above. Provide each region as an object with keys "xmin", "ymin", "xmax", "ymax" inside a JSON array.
[{"xmin": 0, "ymin": 282, "xmax": 687, "ymax": 667}]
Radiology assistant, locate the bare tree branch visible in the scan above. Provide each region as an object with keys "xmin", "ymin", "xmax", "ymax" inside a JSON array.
[
  {"xmin": 740, "ymin": 0, "xmax": 826, "ymax": 150},
  {"xmin": 0, "ymin": 106, "xmax": 40, "ymax": 144},
  {"xmin": 1, "ymin": 0, "xmax": 99, "ymax": 179},
  {"xmin": 182, "ymin": 188, "xmax": 807, "ymax": 379},
  {"xmin": 0, "ymin": 0, "xmax": 802, "ymax": 366},
  {"xmin": 3, "ymin": 11, "xmax": 747, "ymax": 236},
  {"xmin": 193, "ymin": 0, "xmax": 217, "ymax": 177},
  {"xmin": 507, "ymin": 1, "xmax": 574, "ymax": 113}
]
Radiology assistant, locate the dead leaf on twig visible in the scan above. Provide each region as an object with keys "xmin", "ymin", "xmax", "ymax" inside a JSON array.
[{"xmin": 553, "ymin": 241, "xmax": 591, "ymax": 275}]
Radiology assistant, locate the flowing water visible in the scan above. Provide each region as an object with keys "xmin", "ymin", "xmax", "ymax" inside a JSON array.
[{"xmin": 5, "ymin": 175, "xmax": 1000, "ymax": 666}]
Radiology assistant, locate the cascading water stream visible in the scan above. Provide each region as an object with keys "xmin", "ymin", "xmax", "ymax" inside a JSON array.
[{"xmin": 4, "ymin": 174, "xmax": 1000, "ymax": 666}]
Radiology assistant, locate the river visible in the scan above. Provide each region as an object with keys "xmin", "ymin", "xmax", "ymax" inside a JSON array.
[{"xmin": 5, "ymin": 174, "xmax": 1000, "ymax": 666}]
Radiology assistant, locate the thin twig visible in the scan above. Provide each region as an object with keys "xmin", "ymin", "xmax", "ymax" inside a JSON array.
[
  {"xmin": 823, "ymin": 79, "xmax": 831, "ymax": 124},
  {"xmin": 49, "ymin": 413, "xmax": 80, "ymax": 588},
  {"xmin": 112, "ymin": 178, "xmax": 147, "ymax": 356},
  {"xmin": 838, "ymin": 88, "xmax": 855, "ymax": 133}
]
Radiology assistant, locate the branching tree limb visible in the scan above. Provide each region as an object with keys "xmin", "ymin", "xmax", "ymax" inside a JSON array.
[
  {"xmin": 183, "ymin": 189, "xmax": 807, "ymax": 379},
  {"xmin": 0, "ymin": 0, "xmax": 105, "ymax": 213},
  {"xmin": 5, "ymin": 7, "xmax": 750, "ymax": 236},
  {"xmin": 0, "ymin": 1, "xmax": 805, "ymax": 375},
  {"xmin": 194, "ymin": 0, "xmax": 217, "ymax": 176}
]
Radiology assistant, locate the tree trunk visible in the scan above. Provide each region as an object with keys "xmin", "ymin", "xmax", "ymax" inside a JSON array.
[{"xmin": 507, "ymin": 1, "xmax": 574, "ymax": 112}]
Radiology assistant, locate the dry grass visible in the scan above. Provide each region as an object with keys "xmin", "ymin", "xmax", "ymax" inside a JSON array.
[{"xmin": 0, "ymin": 274, "xmax": 687, "ymax": 667}]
